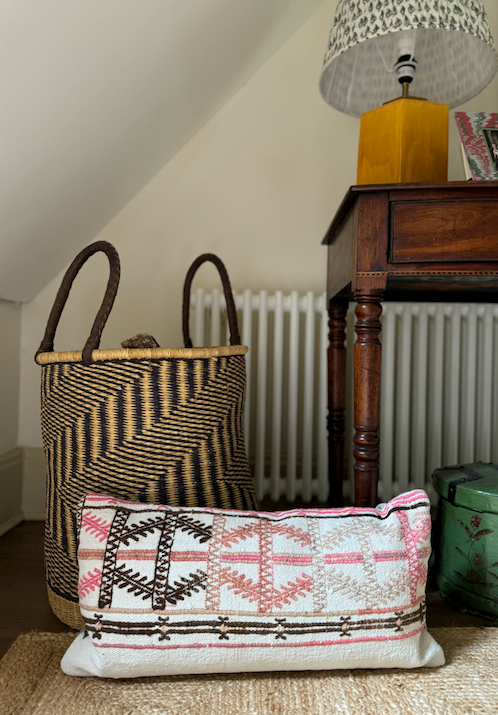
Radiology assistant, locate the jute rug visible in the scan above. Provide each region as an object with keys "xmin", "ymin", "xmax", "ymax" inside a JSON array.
[{"xmin": 0, "ymin": 629, "xmax": 496, "ymax": 715}]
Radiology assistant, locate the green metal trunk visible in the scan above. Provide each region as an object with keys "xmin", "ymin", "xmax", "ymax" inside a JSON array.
[{"xmin": 433, "ymin": 462, "xmax": 498, "ymax": 620}]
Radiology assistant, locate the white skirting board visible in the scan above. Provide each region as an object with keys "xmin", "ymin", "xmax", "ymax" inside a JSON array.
[
  {"xmin": 0, "ymin": 447, "xmax": 23, "ymax": 536},
  {"xmin": 0, "ymin": 446, "xmax": 46, "ymax": 532}
]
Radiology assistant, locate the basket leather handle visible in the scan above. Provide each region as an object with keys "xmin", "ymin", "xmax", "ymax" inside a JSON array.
[
  {"xmin": 182, "ymin": 254, "xmax": 241, "ymax": 348},
  {"xmin": 35, "ymin": 241, "xmax": 121, "ymax": 365}
]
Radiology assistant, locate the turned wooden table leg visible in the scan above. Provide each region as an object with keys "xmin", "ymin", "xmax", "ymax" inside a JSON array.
[
  {"xmin": 353, "ymin": 291, "xmax": 383, "ymax": 507},
  {"xmin": 327, "ymin": 297, "xmax": 348, "ymax": 506}
]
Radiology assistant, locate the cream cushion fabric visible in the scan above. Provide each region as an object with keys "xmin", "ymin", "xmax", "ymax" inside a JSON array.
[{"xmin": 62, "ymin": 490, "xmax": 444, "ymax": 678}]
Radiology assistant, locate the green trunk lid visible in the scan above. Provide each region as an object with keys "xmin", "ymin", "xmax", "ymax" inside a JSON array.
[{"xmin": 433, "ymin": 462, "xmax": 498, "ymax": 513}]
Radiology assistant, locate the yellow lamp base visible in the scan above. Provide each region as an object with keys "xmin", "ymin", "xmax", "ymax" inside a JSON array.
[{"xmin": 357, "ymin": 98, "xmax": 449, "ymax": 185}]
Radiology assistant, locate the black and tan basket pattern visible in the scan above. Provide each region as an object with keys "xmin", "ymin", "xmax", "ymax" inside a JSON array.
[{"xmin": 36, "ymin": 243, "xmax": 258, "ymax": 628}]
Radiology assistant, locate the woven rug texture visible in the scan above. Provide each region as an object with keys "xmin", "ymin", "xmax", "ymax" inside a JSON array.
[{"xmin": 0, "ymin": 628, "xmax": 496, "ymax": 715}]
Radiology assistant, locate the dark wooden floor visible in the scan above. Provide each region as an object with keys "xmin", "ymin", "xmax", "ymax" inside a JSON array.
[
  {"xmin": 0, "ymin": 522, "xmax": 73, "ymax": 658},
  {"xmin": 0, "ymin": 521, "xmax": 492, "ymax": 659}
]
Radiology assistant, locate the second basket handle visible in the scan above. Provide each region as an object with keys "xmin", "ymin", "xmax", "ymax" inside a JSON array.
[
  {"xmin": 35, "ymin": 240, "xmax": 121, "ymax": 365},
  {"xmin": 182, "ymin": 254, "xmax": 241, "ymax": 348}
]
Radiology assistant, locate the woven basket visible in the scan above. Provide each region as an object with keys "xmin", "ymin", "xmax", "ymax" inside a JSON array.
[{"xmin": 36, "ymin": 241, "xmax": 258, "ymax": 629}]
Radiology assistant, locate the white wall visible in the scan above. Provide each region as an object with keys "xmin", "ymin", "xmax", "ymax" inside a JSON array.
[
  {"xmin": 19, "ymin": 0, "xmax": 498, "ymax": 454},
  {"xmin": 0, "ymin": 299, "xmax": 23, "ymax": 531},
  {"xmin": 0, "ymin": 0, "xmax": 325, "ymax": 304},
  {"xmin": 19, "ymin": 0, "xmax": 354, "ymax": 448},
  {"xmin": 0, "ymin": 300, "xmax": 21, "ymax": 453}
]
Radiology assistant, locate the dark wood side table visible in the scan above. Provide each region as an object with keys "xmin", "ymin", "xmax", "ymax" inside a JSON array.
[{"xmin": 323, "ymin": 181, "xmax": 498, "ymax": 508}]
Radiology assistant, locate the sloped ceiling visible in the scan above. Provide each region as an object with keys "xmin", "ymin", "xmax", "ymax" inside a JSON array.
[{"xmin": 0, "ymin": 0, "xmax": 325, "ymax": 302}]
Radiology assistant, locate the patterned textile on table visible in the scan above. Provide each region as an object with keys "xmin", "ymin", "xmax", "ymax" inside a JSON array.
[{"xmin": 61, "ymin": 490, "xmax": 444, "ymax": 677}]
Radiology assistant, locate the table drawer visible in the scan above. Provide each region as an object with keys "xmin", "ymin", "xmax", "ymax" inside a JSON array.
[{"xmin": 390, "ymin": 200, "xmax": 498, "ymax": 263}]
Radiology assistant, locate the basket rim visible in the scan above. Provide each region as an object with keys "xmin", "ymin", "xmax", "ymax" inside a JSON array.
[{"xmin": 36, "ymin": 345, "xmax": 248, "ymax": 365}]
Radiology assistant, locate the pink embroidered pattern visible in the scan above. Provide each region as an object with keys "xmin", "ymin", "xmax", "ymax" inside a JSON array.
[
  {"xmin": 78, "ymin": 568, "xmax": 102, "ymax": 598},
  {"xmin": 81, "ymin": 513, "xmax": 111, "ymax": 542},
  {"xmin": 93, "ymin": 625, "xmax": 425, "ymax": 652},
  {"xmin": 219, "ymin": 568, "xmax": 260, "ymax": 603},
  {"xmin": 259, "ymin": 520, "xmax": 274, "ymax": 612},
  {"xmin": 271, "ymin": 524, "xmax": 311, "ymax": 548},
  {"xmin": 272, "ymin": 574, "xmax": 313, "ymax": 609},
  {"xmin": 205, "ymin": 514, "xmax": 226, "ymax": 611},
  {"xmin": 75, "ymin": 491, "xmax": 433, "ymax": 651},
  {"xmin": 396, "ymin": 510, "xmax": 431, "ymax": 604},
  {"xmin": 307, "ymin": 516, "xmax": 327, "ymax": 613},
  {"xmin": 221, "ymin": 523, "xmax": 260, "ymax": 547}
]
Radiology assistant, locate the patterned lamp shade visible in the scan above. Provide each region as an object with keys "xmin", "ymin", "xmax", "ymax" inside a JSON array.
[{"xmin": 320, "ymin": 0, "xmax": 497, "ymax": 117}]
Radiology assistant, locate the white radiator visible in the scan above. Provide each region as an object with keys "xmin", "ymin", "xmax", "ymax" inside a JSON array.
[
  {"xmin": 191, "ymin": 289, "xmax": 329, "ymax": 503},
  {"xmin": 375, "ymin": 302, "xmax": 498, "ymax": 505},
  {"xmin": 191, "ymin": 292, "xmax": 498, "ymax": 505}
]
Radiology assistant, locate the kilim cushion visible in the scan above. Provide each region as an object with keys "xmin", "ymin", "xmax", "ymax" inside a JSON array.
[{"xmin": 61, "ymin": 490, "xmax": 445, "ymax": 677}]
